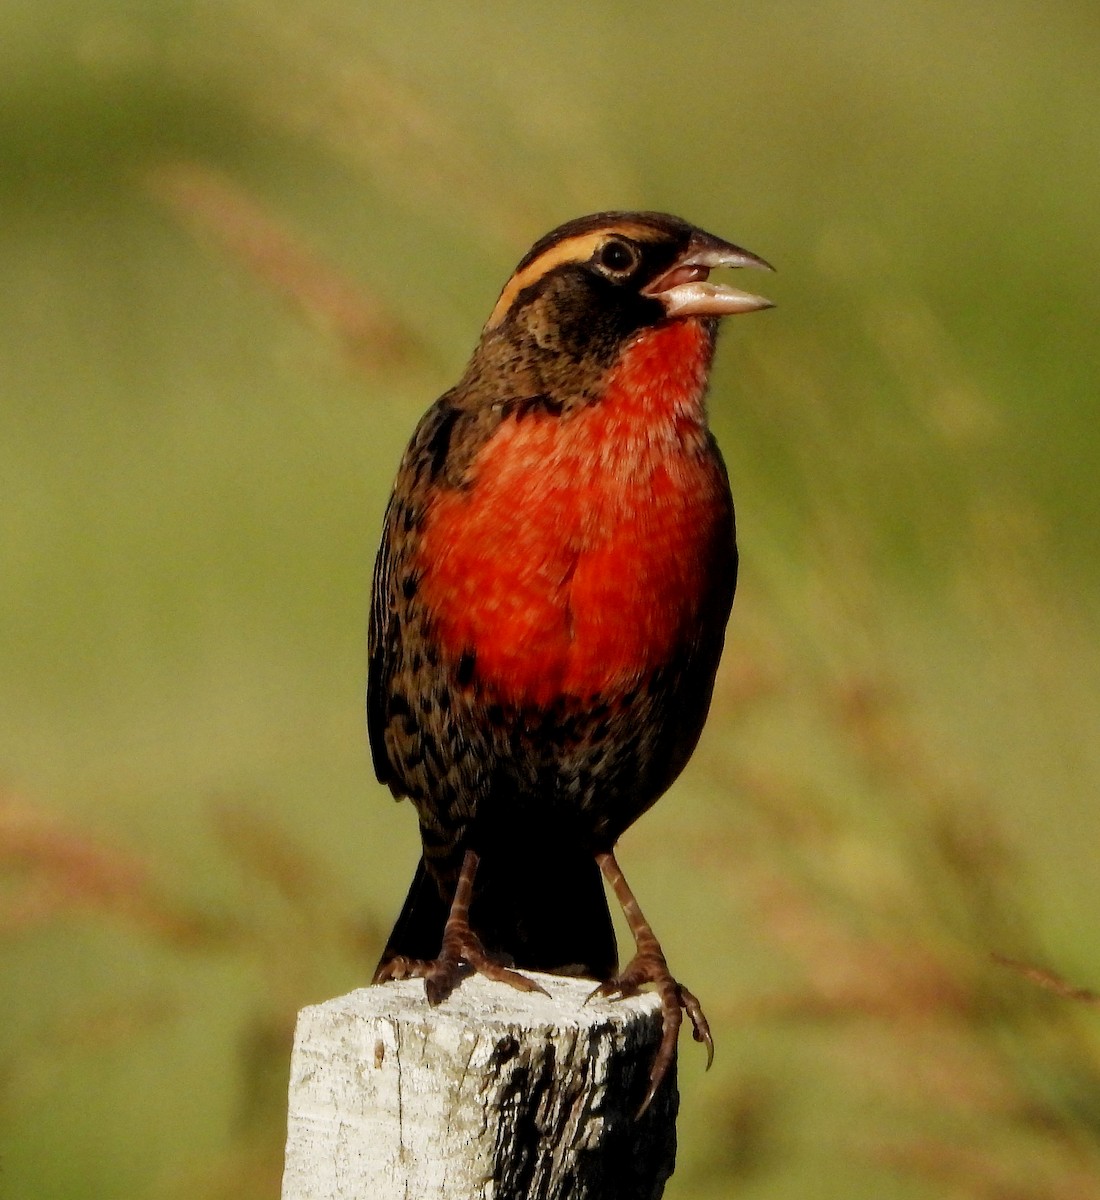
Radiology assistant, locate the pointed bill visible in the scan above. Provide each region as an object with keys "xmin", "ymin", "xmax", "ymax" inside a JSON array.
[{"xmin": 644, "ymin": 232, "xmax": 775, "ymax": 319}]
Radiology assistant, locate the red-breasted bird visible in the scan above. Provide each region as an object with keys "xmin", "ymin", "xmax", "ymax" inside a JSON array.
[{"xmin": 369, "ymin": 211, "xmax": 772, "ymax": 1113}]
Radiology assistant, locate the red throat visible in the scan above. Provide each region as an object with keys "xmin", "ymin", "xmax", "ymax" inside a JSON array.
[{"xmin": 416, "ymin": 319, "xmax": 732, "ymax": 708}]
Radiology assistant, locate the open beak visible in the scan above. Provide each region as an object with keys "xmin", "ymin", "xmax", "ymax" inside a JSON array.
[{"xmin": 644, "ymin": 232, "xmax": 775, "ymax": 319}]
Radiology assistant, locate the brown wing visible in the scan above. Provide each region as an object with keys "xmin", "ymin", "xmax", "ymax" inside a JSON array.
[
  {"xmin": 366, "ymin": 494, "xmax": 398, "ymax": 789},
  {"xmin": 366, "ymin": 396, "xmax": 474, "ymax": 795}
]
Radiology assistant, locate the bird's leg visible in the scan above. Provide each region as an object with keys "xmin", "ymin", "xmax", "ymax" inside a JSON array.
[
  {"xmin": 589, "ymin": 849, "xmax": 713, "ymax": 1116},
  {"xmin": 374, "ymin": 847, "xmax": 548, "ymax": 1005}
]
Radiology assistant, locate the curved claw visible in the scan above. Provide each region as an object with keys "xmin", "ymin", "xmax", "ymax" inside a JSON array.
[
  {"xmin": 594, "ymin": 966, "xmax": 713, "ymax": 1118},
  {"xmin": 636, "ymin": 976, "xmax": 683, "ymax": 1117},
  {"xmin": 375, "ymin": 952, "xmax": 472, "ymax": 1005},
  {"xmin": 680, "ymin": 983, "xmax": 715, "ymax": 1069},
  {"xmin": 470, "ymin": 952, "xmax": 550, "ymax": 998},
  {"xmin": 374, "ymin": 953, "xmax": 451, "ymax": 986},
  {"xmin": 585, "ymin": 978, "xmax": 634, "ymax": 1006}
]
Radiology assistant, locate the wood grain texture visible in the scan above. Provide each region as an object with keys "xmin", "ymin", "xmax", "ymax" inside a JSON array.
[{"xmin": 281, "ymin": 974, "xmax": 677, "ymax": 1199}]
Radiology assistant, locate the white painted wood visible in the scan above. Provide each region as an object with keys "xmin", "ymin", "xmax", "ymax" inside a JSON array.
[{"xmin": 280, "ymin": 972, "xmax": 677, "ymax": 1199}]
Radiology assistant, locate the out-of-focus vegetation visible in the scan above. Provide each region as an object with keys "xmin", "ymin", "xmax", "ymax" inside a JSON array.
[{"xmin": 2, "ymin": 2, "xmax": 1099, "ymax": 1197}]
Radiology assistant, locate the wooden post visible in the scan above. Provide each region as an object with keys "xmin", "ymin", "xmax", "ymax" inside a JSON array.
[{"xmin": 280, "ymin": 972, "xmax": 677, "ymax": 1199}]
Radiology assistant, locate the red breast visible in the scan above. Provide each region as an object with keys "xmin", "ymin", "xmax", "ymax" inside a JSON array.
[{"xmin": 415, "ymin": 319, "xmax": 732, "ymax": 708}]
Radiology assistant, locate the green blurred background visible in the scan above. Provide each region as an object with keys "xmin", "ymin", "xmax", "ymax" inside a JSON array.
[{"xmin": 2, "ymin": 2, "xmax": 1099, "ymax": 1197}]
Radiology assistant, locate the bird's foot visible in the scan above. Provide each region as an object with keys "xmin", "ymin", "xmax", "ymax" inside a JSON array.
[
  {"xmin": 589, "ymin": 949, "xmax": 713, "ymax": 1116},
  {"xmin": 375, "ymin": 935, "xmax": 548, "ymax": 1006},
  {"xmin": 373, "ymin": 951, "xmax": 469, "ymax": 1004},
  {"xmin": 372, "ymin": 848, "xmax": 548, "ymax": 1004},
  {"xmin": 590, "ymin": 849, "xmax": 715, "ymax": 1116}
]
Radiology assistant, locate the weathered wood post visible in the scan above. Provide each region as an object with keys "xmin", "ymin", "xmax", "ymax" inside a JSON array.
[{"xmin": 280, "ymin": 972, "xmax": 677, "ymax": 1199}]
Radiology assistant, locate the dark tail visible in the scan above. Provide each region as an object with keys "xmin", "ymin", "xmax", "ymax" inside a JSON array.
[{"xmin": 374, "ymin": 842, "xmax": 618, "ymax": 982}]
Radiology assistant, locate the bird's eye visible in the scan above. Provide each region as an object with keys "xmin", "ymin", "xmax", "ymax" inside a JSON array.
[{"xmin": 596, "ymin": 238, "xmax": 639, "ymax": 275}]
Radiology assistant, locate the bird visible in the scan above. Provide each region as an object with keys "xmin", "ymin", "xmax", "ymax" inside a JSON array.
[{"xmin": 368, "ymin": 210, "xmax": 772, "ymax": 1114}]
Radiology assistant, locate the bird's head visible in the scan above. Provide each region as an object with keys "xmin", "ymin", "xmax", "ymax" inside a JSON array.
[
  {"xmin": 487, "ymin": 211, "xmax": 771, "ymax": 340},
  {"xmin": 468, "ymin": 211, "xmax": 773, "ymax": 403}
]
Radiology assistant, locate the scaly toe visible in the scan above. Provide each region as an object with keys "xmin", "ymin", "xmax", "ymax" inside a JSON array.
[
  {"xmin": 585, "ymin": 978, "xmax": 631, "ymax": 1005},
  {"xmin": 423, "ymin": 956, "xmax": 472, "ymax": 1006},
  {"xmin": 462, "ymin": 943, "xmax": 550, "ymax": 996}
]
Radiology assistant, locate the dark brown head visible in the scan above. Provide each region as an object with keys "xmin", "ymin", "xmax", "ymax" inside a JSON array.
[
  {"xmin": 463, "ymin": 211, "xmax": 773, "ymax": 404},
  {"xmin": 490, "ymin": 212, "xmax": 771, "ymax": 342}
]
